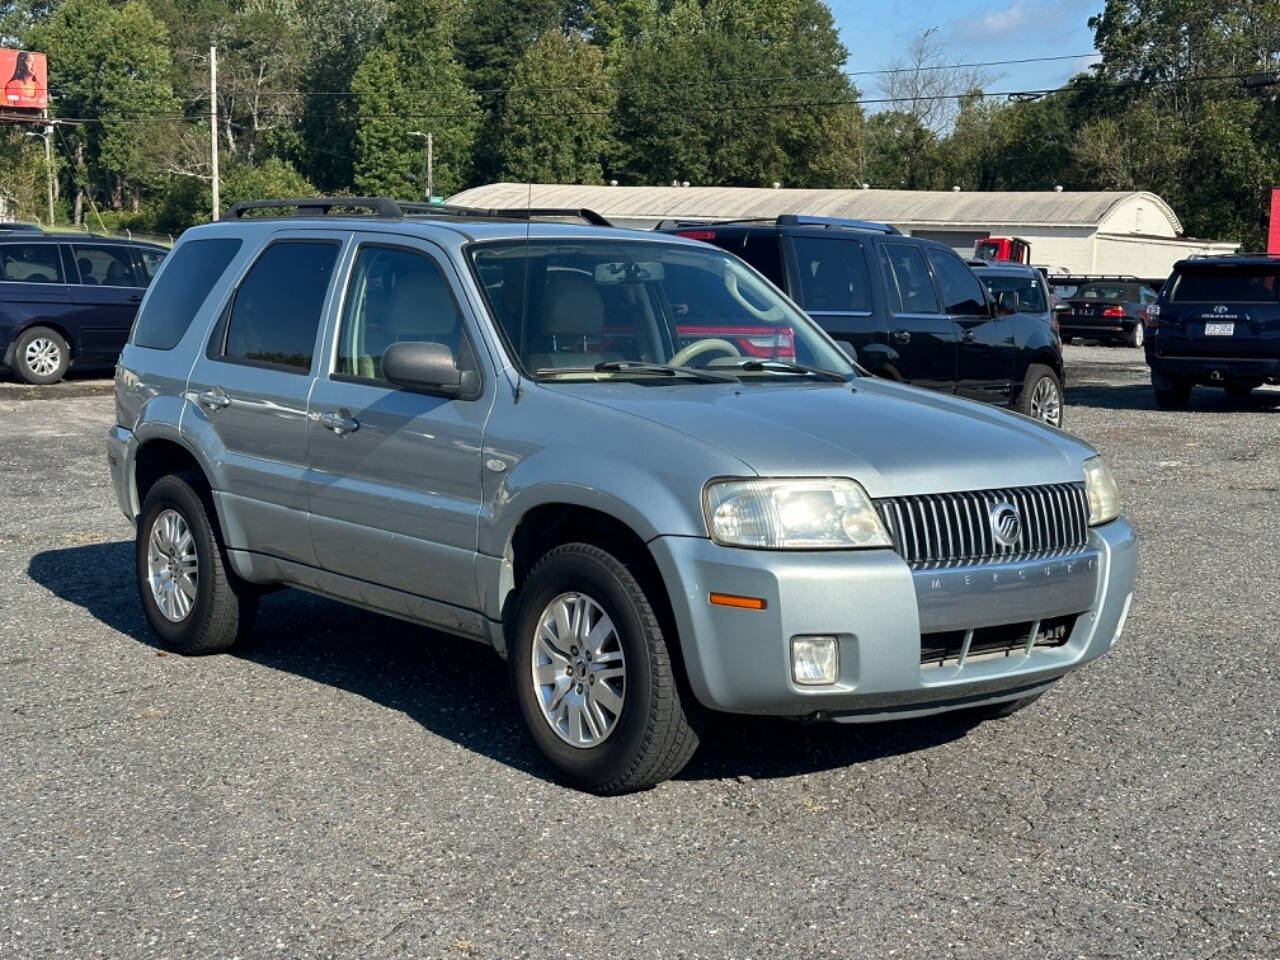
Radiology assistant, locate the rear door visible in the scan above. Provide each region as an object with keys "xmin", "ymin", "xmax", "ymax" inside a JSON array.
[
  {"xmin": 66, "ymin": 242, "xmax": 146, "ymax": 363},
  {"xmin": 876, "ymin": 242, "xmax": 957, "ymax": 391},
  {"xmin": 927, "ymin": 246, "xmax": 1014, "ymax": 403},
  {"xmin": 0, "ymin": 240, "xmax": 71, "ymax": 354},
  {"xmin": 785, "ymin": 234, "xmax": 888, "ymax": 369},
  {"xmin": 185, "ymin": 232, "xmax": 346, "ymax": 566},
  {"xmin": 1158, "ymin": 265, "xmax": 1280, "ymax": 359}
]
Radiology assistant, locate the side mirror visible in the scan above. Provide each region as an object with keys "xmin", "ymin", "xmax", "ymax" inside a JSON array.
[
  {"xmin": 996, "ymin": 290, "xmax": 1020, "ymax": 315},
  {"xmin": 382, "ymin": 341, "xmax": 479, "ymax": 398},
  {"xmin": 837, "ymin": 340, "xmax": 858, "ymax": 364}
]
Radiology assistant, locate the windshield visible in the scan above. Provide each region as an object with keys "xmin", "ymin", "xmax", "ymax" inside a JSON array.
[
  {"xmin": 979, "ymin": 273, "xmax": 1046, "ymax": 312},
  {"xmin": 469, "ymin": 239, "xmax": 852, "ymax": 381}
]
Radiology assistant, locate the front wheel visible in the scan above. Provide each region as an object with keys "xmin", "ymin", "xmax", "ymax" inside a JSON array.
[
  {"xmin": 1015, "ymin": 364, "xmax": 1064, "ymax": 428},
  {"xmin": 12, "ymin": 325, "xmax": 69, "ymax": 384},
  {"xmin": 508, "ymin": 543, "xmax": 700, "ymax": 793}
]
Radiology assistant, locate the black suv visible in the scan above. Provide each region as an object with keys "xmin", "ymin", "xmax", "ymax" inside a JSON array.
[
  {"xmin": 661, "ymin": 216, "xmax": 1066, "ymax": 426},
  {"xmin": 0, "ymin": 232, "xmax": 166, "ymax": 384},
  {"xmin": 1145, "ymin": 255, "xmax": 1280, "ymax": 408}
]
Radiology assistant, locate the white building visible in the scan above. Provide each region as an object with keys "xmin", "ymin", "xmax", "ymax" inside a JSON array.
[{"xmin": 448, "ymin": 183, "xmax": 1239, "ymax": 279}]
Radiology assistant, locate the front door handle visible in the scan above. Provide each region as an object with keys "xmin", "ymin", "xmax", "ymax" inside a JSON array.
[
  {"xmin": 891, "ymin": 328, "xmax": 912, "ymax": 344},
  {"xmin": 195, "ymin": 388, "xmax": 230, "ymax": 411},
  {"xmin": 315, "ymin": 410, "xmax": 359, "ymax": 435}
]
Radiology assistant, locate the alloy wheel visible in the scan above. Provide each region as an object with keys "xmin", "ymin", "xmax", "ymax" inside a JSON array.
[
  {"xmin": 530, "ymin": 591, "xmax": 626, "ymax": 748},
  {"xmin": 1029, "ymin": 376, "xmax": 1062, "ymax": 427},
  {"xmin": 24, "ymin": 337, "xmax": 60, "ymax": 378},
  {"xmin": 147, "ymin": 508, "xmax": 199, "ymax": 622}
]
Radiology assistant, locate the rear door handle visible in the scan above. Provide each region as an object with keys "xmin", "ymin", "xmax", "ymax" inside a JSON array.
[
  {"xmin": 315, "ymin": 410, "xmax": 359, "ymax": 435},
  {"xmin": 195, "ymin": 388, "xmax": 230, "ymax": 411},
  {"xmin": 891, "ymin": 328, "xmax": 911, "ymax": 344}
]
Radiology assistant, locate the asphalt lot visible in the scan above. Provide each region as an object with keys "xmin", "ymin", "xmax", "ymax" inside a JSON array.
[{"xmin": 1, "ymin": 346, "xmax": 1277, "ymax": 958}]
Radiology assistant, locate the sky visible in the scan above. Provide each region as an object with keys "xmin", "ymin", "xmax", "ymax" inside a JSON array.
[{"xmin": 828, "ymin": 0, "xmax": 1105, "ymax": 104}]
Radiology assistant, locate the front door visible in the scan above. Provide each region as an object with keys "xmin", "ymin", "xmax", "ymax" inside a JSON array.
[
  {"xmin": 305, "ymin": 236, "xmax": 493, "ymax": 611},
  {"xmin": 927, "ymin": 247, "xmax": 1015, "ymax": 404},
  {"xmin": 66, "ymin": 242, "xmax": 146, "ymax": 364},
  {"xmin": 184, "ymin": 232, "xmax": 346, "ymax": 566},
  {"xmin": 877, "ymin": 242, "xmax": 957, "ymax": 391}
]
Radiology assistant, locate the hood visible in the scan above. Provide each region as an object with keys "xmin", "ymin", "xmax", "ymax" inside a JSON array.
[{"xmin": 541, "ymin": 377, "xmax": 1095, "ymax": 498}]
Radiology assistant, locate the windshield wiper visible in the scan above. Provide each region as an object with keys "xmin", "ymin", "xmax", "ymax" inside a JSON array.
[
  {"xmin": 536, "ymin": 360, "xmax": 738, "ymax": 383},
  {"xmin": 726, "ymin": 358, "xmax": 851, "ymax": 382}
]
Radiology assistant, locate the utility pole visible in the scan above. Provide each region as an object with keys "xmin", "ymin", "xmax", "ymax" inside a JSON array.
[
  {"xmin": 409, "ymin": 130, "xmax": 434, "ymax": 201},
  {"xmin": 43, "ymin": 124, "xmax": 54, "ymax": 226},
  {"xmin": 210, "ymin": 46, "xmax": 220, "ymax": 220}
]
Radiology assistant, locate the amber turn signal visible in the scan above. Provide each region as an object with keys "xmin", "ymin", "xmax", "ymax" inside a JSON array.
[{"xmin": 708, "ymin": 592, "xmax": 767, "ymax": 610}]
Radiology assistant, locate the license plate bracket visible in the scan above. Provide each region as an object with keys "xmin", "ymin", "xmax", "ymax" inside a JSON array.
[{"xmin": 1204, "ymin": 322, "xmax": 1234, "ymax": 336}]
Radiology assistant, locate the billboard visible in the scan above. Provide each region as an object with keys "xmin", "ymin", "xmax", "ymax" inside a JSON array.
[{"xmin": 0, "ymin": 50, "xmax": 46, "ymax": 110}]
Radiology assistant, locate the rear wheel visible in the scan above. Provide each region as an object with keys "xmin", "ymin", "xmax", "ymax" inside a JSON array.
[
  {"xmin": 1153, "ymin": 374, "xmax": 1192, "ymax": 410},
  {"xmin": 1125, "ymin": 322, "xmax": 1145, "ymax": 348},
  {"xmin": 12, "ymin": 325, "xmax": 69, "ymax": 384},
  {"xmin": 508, "ymin": 543, "xmax": 700, "ymax": 793},
  {"xmin": 1225, "ymin": 381, "xmax": 1257, "ymax": 401},
  {"xmin": 1015, "ymin": 363, "xmax": 1064, "ymax": 428},
  {"xmin": 136, "ymin": 473, "xmax": 258, "ymax": 654}
]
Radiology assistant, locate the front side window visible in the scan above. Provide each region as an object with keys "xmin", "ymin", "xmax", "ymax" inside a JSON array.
[
  {"xmin": 979, "ymin": 273, "xmax": 1047, "ymax": 312},
  {"xmin": 791, "ymin": 236, "xmax": 871, "ymax": 312},
  {"xmin": 927, "ymin": 248, "xmax": 987, "ymax": 315},
  {"xmin": 880, "ymin": 244, "xmax": 939, "ymax": 314},
  {"xmin": 336, "ymin": 245, "xmax": 474, "ymax": 382},
  {"xmin": 72, "ymin": 243, "xmax": 140, "ymax": 287},
  {"xmin": 215, "ymin": 240, "xmax": 339, "ymax": 373},
  {"xmin": 0, "ymin": 242, "xmax": 61, "ymax": 282},
  {"xmin": 137, "ymin": 248, "xmax": 166, "ymax": 283},
  {"xmin": 469, "ymin": 239, "xmax": 851, "ymax": 381}
]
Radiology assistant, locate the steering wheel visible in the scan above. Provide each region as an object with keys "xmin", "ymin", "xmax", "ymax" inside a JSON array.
[{"xmin": 668, "ymin": 338, "xmax": 741, "ymax": 367}]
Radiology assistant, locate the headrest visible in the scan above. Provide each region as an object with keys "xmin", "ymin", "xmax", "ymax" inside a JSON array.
[
  {"xmin": 536, "ymin": 272, "xmax": 604, "ymax": 337},
  {"xmin": 385, "ymin": 269, "xmax": 459, "ymax": 337}
]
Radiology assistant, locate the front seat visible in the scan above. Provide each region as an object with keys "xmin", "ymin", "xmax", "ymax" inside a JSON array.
[
  {"xmin": 104, "ymin": 258, "xmax": 129, "ymax": 285},
  {"xmin": 525, "ymin": 272, "xmax": 621, "ymax": 372},
  {"xmin": 366, "ymin": 268, "xmax": 462, "ymax": 379}
]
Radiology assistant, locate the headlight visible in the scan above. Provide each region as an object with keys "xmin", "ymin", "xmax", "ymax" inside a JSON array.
[
  {"xmin": 1083, "ymin": 456, "xmax": 1120, "ymax": 525},
  {"xmin": 703, "ymin": 478, "xmax": 891, "ymax": 549}
]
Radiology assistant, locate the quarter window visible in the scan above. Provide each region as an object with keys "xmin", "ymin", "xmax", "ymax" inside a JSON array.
[
  {"xmin": 336, "ymin": 246, "xmax": 473, "ymax": 382},
  {"xmin": 927, "ymin": 248, "xmax": 987, "ymax": 315},
  {"xmin": 72, "ymin": 243, "xmax": 140, "ymax": 287},
  {"xmin": 0, "ymin": 242, "xmax": 62, "ymax": 282},
  {"xmin": 132, "ymin": 238, "xmax": 242, "ymax": 351},
  {"xmin": 137, "ymin": 248, "xmax": 166, "ymax": 283},
  {"xmin": 217, "ymin": 240, "xmax": 339, "ymax": 373},
  {"xmin": 880, "ymin": 244, "xmax": 939, "ymax": 314},
  {"xmin": 791, "ymin": 236, "xmax": 871, "ymax": 312}
]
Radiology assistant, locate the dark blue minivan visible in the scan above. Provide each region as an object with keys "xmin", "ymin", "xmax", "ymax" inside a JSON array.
[{"xmin": 0, "ymin": 232, "xmax": 166, "ymax": 384}]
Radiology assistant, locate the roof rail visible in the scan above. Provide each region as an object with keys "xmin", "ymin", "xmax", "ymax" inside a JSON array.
[
  {"xmin": 428, "ymin": 205, "xmax": 612, "ymax": 227},
  {"xmin": 776, "ymin": 214, "xmax": 901, "ymax": 234},
  {"xmin": 223, "ymin": 196, "xmax": 613, "ymax": 226},
  {"xmin": 225, "ymin": 197, "xmax": 404, "ymax": 219}
]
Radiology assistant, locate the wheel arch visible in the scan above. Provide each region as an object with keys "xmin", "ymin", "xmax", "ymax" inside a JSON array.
[{"xmin": 7, "ymin": 318, "xmax": 77, "ymax": 369}]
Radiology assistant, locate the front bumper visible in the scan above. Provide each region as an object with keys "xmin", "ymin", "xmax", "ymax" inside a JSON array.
[
  {"xmin": 106, "ymin": 424, "xmax": 137, "ymax": 521},
  {"xmin": 651, "ymin": 517, "xmax": 1137, "ymax": 718}
]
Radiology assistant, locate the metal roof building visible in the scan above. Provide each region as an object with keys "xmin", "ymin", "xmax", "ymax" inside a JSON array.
[{"xmin": 448, "ymin": 183, "xmax": 1239, "ymax": 277}]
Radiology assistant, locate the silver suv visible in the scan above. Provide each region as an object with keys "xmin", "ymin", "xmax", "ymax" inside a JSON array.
[{"xmin": 107, "ymin": 197, "xmax": 1137, "ymax": 792}]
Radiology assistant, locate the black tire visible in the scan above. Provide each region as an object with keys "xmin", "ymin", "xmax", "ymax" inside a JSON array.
[
  {"xmin": 968, "ymin": 691, "xmax": 1045, "ymax": 721},
  {"xmin": 1224, "ymin": 382, "xmax": 1256, "ymax": 401},
  {"xmin": 136, "ymin": 472, "xmax": 258, "ymax": 655},
  {"xmin": 11, "ymin": 325, "xmax": 70, "ymax": 384},
  {"xmin": 1014, "ymin": 363, "xmax": 1064, "ymax": 428},
  {"xmin": 1125, "ymin": 322, "xmax": 1145, "ymax": 348},
  {"xmin": 1153, "ymin": 375, "xmax": 1192, "ymax": 410},
  {"xmin": 507, "ymin": 543, "xmax": 701, "ymax": 793}
]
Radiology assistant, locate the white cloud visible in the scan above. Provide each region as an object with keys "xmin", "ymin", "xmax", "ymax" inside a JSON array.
[{"xmin": 950, "ymin": 0, "xmax": 1092, "ymax": 45}]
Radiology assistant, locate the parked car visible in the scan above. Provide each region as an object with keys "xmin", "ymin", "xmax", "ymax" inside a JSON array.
[
  {"xmin": 0, "ymin": 233, "xmax": 167, "ymax": 384},
  {"xmin": 1059, "ymin": 277, "xmax": 1160, "ymax": 348},
  {"xmin": 1145, "ymin": 254, "xmax": 1280, "ymax": 408},
  {"xmin": 659, "ymin": 216, "xmax": 1067, "ymax": 427},
  {"xmin": 108, "ymin": 197, "xmax": 1136, "ymax": 793}
]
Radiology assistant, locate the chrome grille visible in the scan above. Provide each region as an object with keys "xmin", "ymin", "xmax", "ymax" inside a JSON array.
[{"xmin": 874, "ymin": 482, "xmax": 1089, "ymax": 566}]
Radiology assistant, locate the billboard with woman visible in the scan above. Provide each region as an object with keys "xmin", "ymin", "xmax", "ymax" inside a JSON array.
[{"xmin": 2, "ymin": 51, "xmax": 47, "ymax": 110}]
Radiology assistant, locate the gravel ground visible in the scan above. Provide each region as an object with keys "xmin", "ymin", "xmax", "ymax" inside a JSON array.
[{"xmin": 1, "ymin": 346, "xmax": 1277, "ymax": 959}]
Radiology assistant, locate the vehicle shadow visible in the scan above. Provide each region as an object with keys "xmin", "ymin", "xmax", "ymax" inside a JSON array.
[
  {"xmin": 1068, "ymin": 380, "xmax": 1280, "ymax": 413},
  {"xmin": 29, "ymin": 540, "xmax": 982, "ymax": 787}
]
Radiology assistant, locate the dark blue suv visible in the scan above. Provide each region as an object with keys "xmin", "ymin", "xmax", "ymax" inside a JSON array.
[
  {"xmin": 1145, "ymin": 255, "xmax": 1280, "ymax": 407},
  {"xmin": 0, "ymin": 233, "xmax": 166, "ymax": 384},
  {"xmin": 661, "ymin": 216, "xmax": 1067, "ymax": 426}
]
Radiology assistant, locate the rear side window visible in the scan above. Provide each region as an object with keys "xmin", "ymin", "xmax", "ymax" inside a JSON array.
[
  {"xmin": 791, "ymin": 236, "xmax": 871, "ymax": 312},
  {"xmin": 927, "ymin": 248, "xmax": 987, "ymax": 315},
  {"xmin": 880, "ymin": 244, "xmax": 939, "ymax": 314},
  {"xmin": 132, "ymin": 238, "xmax": 242, "ymax": 350},
  {"xmin": 215, "ymin": 240, "xmax": 339, "ymax": 372},
  {"xmin": 72, "ymin": 243, "xmax": 140, "ymax": 287},
  {"xmin": 1171, "ymin": 268, "xmax": 1279, "ymax": 303},
  {"xmin": 0, "ymin": 242, "xmax": 62, "ymax": 282}
]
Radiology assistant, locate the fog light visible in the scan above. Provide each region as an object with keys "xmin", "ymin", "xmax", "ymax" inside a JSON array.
[{"xmin": 791, "ymin": 636, "xmax": 839, "ymax": 685}]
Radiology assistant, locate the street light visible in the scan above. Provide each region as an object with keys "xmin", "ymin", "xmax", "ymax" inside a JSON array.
[
  {"xmin": 24, "ymin": 126, "xmax": 55, "ymax": 226},
  {"xmin": 408, "ymin": 130, "xmax": 433, "ymax": 201}
]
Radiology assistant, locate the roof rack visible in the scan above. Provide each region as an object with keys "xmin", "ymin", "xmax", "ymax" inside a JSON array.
[
  {"xmin": 776, "ymin": 214, "xmax": 901, "ymax": 234},
  {"xmin": 223, "ymin": 196, "xmax": 612, "ymax": 226}
]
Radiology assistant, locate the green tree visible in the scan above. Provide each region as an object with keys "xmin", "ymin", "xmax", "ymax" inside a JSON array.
[
  {"xmin": 351, "ymin": 0, "xmax": 479, "ymax": 198},
  {"xmin": 494, "ymin": 30, "xmax": 614, "ymax": 183}
]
